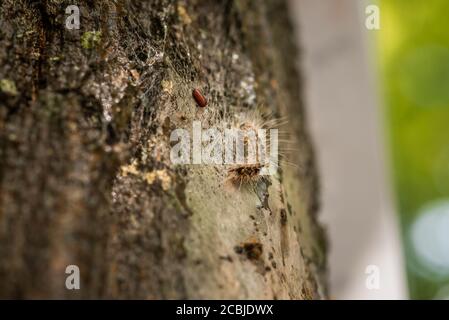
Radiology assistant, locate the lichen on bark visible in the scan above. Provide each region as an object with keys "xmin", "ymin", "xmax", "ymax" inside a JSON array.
[{"xmin": 0, "ymin": 0, "xmax": 326, "ymax": 299}]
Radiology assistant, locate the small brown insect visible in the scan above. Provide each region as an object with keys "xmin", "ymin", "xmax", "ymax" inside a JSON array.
[{"xmin": 192, "ymin": 88, "xmax": 207, "ymax": 108}]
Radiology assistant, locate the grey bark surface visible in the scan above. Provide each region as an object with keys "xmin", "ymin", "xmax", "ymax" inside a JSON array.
[{"xmin": 0, "ymin": 0, "xmax": 326, "ymax": 299}]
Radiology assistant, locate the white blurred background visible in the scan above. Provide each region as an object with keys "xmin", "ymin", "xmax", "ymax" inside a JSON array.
[{"xmin": 289, "ymin": 0, "xmax": 407, "ymax": 299}]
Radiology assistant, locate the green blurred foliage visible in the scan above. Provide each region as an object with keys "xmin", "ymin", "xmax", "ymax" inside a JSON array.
[{"xmin": 379, "ymin": 0, "xmax": 449, "ymax": 299}]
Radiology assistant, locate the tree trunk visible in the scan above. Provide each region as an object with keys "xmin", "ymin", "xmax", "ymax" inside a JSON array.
[{"xmin": 0, "ymin": 0, "xmax": 327, "ymax": 299}]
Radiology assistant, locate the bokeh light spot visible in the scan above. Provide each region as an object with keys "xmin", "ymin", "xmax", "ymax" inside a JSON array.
[{"xmin": 410, "ymin": 200, "xmax": 449, "ymax": 278}]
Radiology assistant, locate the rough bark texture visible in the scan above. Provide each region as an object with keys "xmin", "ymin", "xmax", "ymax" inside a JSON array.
[{"xmin": 0, "ymin": 0, "xmax": 326, "ymax": 299}]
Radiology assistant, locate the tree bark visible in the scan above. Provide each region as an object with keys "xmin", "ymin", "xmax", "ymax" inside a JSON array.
[{"xmin": 0, "ymin": 0, "xmax": 327, "ymax": 299}]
